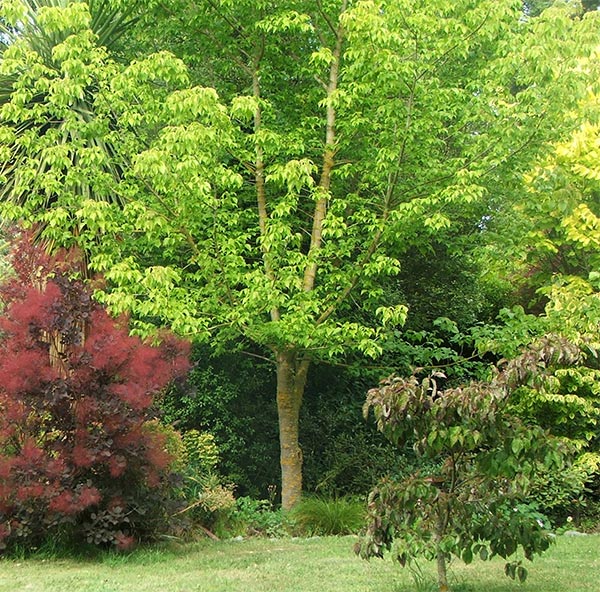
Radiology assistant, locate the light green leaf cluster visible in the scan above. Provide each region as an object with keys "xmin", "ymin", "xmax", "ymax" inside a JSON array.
[
  {"xmin": 1, "ymin": 0, "xmax": 28, "ymax": 24},
  {"xmin": 310, "ymin": 47, "xmax": 335, "ymax": 69},
  {"xmin": 229, "ymin": 95, "xmax": 258, "ymax": 122},
  {"xmin": 38, "ymin": 2, "xmax": 92, "ymax": 33},
  {"xmin": 266, "ymin": 159, "xmax": 316, "ymax": 195},
  {"xmin": 0, "ymin": 1, "xmax": 127, "ymax": 226},
  {"xmin": 256, "ymin": 10, "xmax": 312, "ymax": 34},
  {"xmin": 376, "ymin": 305, "xmax": 409, "ymax": 329},
  {"xmin": 5, "ymin": 0, "xmax": 600, "ymax": 370},
  {"xmin": 107, "ymin": 51, "xmax": 190, "ymax": 127}
]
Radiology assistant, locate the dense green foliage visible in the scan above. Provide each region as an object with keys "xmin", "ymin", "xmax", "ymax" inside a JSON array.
[
  {"xmin": 1, "ymin": 0, "xmax": 600, "ymax": 561},
  {"xmin": 161, "ymin": 348, "xmax": 280, "ymax": 499}
]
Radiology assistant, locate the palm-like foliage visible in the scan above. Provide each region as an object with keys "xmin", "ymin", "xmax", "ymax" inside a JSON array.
[
  {"xmin": 0, "ymin": 1, "xmax": 138, "ymax": 367},
  {"xmin": 0, "ymin": 0, "xmax": 133, "ymax": 59},
  {"xmin": 0, "ymin": 0, "xmax": 136, "ymax": 247}
]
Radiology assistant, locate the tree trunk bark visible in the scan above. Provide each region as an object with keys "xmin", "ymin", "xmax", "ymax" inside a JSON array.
[
  {"xmin": 302, "ymin": 8, "xmax": 345, "ymax": 293},
  {"xmin": 436, "ymin": 550, "xmax": 449, "ymax": 592},
  {"xmin": 435, "ymin": 507, "xmax": 450, "ymax": 592},
  {"xmin": 276, "ymin": 350, "xmax": 309, "ymax": 510}
]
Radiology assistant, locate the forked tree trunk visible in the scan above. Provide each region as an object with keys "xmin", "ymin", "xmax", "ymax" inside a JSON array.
[
  {"xmin": 253, "ymin": 6, "xmax": 347, "ymax": 511},
  {"xmin": 276, "ymin": 350, "xmax": 309, "ymax": 510}
]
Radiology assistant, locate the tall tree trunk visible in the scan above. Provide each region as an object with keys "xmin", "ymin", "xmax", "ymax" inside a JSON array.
[
  {"xmin": 256, "ymin": 5, "xmax": 348, "ymax": 510},
  {"xmin": 302, "ymin": 2, "xmax": 345, "ymax": 292},
  {"xmin": 277, "ymin": 12, "xmax": 346, "ymax": 509},
  {"xmin": 276, "ymin": 350, "xmax": 309, "ymax": 510}
]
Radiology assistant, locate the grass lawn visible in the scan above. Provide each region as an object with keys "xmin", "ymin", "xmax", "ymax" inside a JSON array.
[{"xmin": 0, "ymin": 534, "xmax": 597, "ymax": 592}]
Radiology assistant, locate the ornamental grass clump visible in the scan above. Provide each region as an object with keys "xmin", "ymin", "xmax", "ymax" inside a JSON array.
[{"xmin": 290, "ymin": 496, "xmax": 365, "ymax": 536}]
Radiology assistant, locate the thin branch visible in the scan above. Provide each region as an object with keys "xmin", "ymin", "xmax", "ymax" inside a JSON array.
[
  {"xmin": 315, "ymin": 0, "xmax": 338, "ymax": 38},
  {"xmin": 251, "ymin": 35, "xmax": 281, "ymax": 323},
  {"xmin": 158, "ymin": 0, "xmax": 253, "ymax": 74},
  {"xmin": 384, "ymin": 69, "xmax": 418, "ymax": 208},
  {"xmin": 240, "ymin": 349, "xmax": 277, "ymax": 365},
  {"xmin": 134, "ymin": 174, "xmax": 201, "ymax": 258},
  {"xmin": 314, "ymin": 214, "xmax": 387, "ymax": 327},
  {"xmin": 302, "ymin": 0, "xmax": 347, "ymax": 293},
  {"xmin": 203, "ymin": 0, "xmax": 248, "ymax": 41},
  {"xmin": 415, "ymin": 8, "xmax": 493, "ymax": 83}
]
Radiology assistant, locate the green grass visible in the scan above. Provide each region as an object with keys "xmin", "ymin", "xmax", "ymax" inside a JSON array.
[{"xmin": 0, "ymin": 534, "xmax": 597, "ymax": 592}]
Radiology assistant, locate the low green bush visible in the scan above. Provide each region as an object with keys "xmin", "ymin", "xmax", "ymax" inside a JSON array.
[
  {"xmin": 529, "ymin": 451, "xmax": 600, "ymax": 528},
  {"xmin": 216, "ymin": 496, "xmax": 291, "ymax": 539}
]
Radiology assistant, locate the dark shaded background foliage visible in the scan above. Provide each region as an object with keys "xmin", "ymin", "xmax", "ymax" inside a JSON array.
[{"xmin": 163, "ymin": 350, "xmax": 427, "ymax": 500}]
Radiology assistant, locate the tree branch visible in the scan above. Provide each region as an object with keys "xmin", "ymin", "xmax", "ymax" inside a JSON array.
[{"xmin": 302, "ymin": 0, "xmax": 348, "ymax": 293}]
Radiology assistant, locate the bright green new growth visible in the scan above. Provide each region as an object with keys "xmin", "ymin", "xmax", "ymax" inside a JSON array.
[{"xmin": 2, "ymin": 0, "xmax": 600, "ymax": 510}]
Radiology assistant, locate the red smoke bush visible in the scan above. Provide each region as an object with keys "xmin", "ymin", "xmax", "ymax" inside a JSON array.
[{"xmin": 0, "ymin": 238, "xmax": 190, "ymax": 551}]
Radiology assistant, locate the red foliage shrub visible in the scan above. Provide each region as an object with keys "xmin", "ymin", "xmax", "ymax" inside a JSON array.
[
  {"xmin": 114, "ymin": 531, "xmax": 136, "ymax": 551},
  {"xmin": 0, "ymin": 237, "xmax": 190, "ymax": 552}
]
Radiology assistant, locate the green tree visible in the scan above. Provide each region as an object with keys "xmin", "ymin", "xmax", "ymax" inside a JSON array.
[
  {"xmin": 525, "ymin": 0, "xmax": 599, "ymax": 16},
  {"xmin": 470, "ymin": 92, "xmax": 600, "ymax": 522},
  {"xmin": 2, "ymin": 0, "xmax": 599, "ymax": 509},
  {"xmin": 357, "ymin": 337, "xmax": 580, "ymax": 592}
]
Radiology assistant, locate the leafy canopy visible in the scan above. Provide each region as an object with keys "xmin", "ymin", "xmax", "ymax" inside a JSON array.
[{"xmin": 357, "ymin": 337, "xmax": 581, "ymax": 588}]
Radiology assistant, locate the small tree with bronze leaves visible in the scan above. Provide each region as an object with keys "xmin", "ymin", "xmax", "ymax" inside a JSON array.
[{"xmin": 356, "ymin": 337, "xmax": 580, "ymax": 592}]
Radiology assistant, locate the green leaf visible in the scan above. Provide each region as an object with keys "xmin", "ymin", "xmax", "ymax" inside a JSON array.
[
  {"xmin": 505, "ymin": 562, "xmax": 516, "ymax": 580},
  {"xmin": 511, "ymin": 438, "xmax": 523, "ymax": 455},
  {"xmin": 462, "ymin": 546, "xmax": 473, "ymax": 564}
]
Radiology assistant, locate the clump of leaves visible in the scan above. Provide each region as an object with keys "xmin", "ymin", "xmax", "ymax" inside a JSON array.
[
  {"xmin": 222, "ymin": 496, "xmax": 290, "ymax": 539},
  {"xmin": 356, "ymin": 336, "xmax": 580, "ymax": 591},
  {"xmin": 0, "ymin": 238, "xmax": 190, "ymax": 553}
]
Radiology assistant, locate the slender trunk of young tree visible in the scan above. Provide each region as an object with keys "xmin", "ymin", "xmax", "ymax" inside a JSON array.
[
  {"xmin": 276, "ymin": 5, "xmax": 347, "ymax": 509},
  {"xmin": 276, "ymin": 350, "xmax": 309, "ymax": 510},
  {"xmin": 251, "ymin": 4, "xmax": 348, "ymax": 510},
  {"xmin": 436, "ymin": 549, "xmax": 449, "ymax": 592},
  {"xmin": 302, "ymin": 2, "xmax": 345, "ymax": 292},
  {"xmin": 435, "ymin": 506, "xmax": 450, "ymax": 592}
]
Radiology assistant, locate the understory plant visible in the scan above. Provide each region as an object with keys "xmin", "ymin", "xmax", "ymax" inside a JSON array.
[
  {"xmin": 290, "ymin": 496, "xmax": 365, "ymax": 536},
  {"xmin": 0, "ymin": 240, "xmax": 190, "ymax": 552},
  {"xmin": 356, "ymin": 336, "xmax": 580, "ymax": 592},
  {"xmin": 173, "ymin": 430, "xmax": 236, "ymax": 536},
  {"xmin": 221, "ymin": 496, "xmax": 290, "ymax": 538}
]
